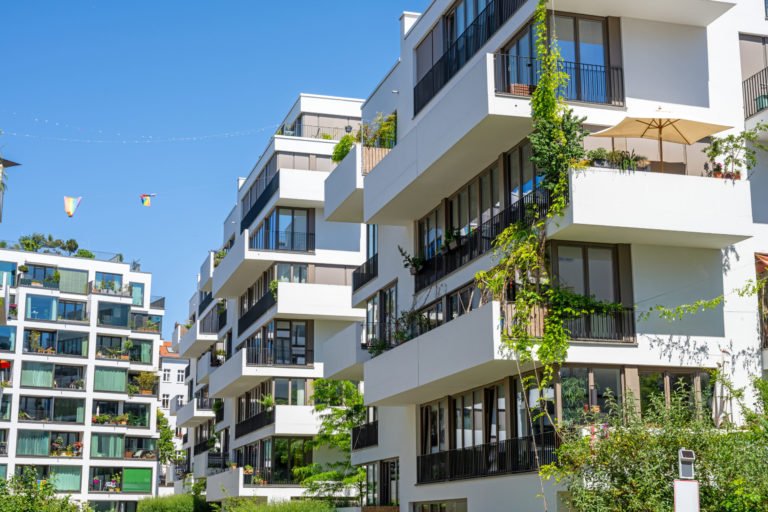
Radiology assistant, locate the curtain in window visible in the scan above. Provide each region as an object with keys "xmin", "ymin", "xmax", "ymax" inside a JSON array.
[
  {"xmin": 58, "ymin": 269, "xmax": 88, "ymax": 294},
  {"xmin": 53, "ymin": 399, "xmax": 84, "ymax": 423},
  {"xmin": 94, "ymin": 367, "xmax": 127, "ymax": 393},
  {"xmin": 91, "ymin": 434, "xmax": 124, "ymax": 459},
  {"xmin": 16, "ymin": 430, "xmax": 49, "ymax": 456},
  {"xmin": 139, "ymin": 340, "xmax": 152, "ymax": 363},
  {"xmin": 122, "ymin": 468, "xmax": 152, "ymax": 493},
  {"xmin": 131, "ymin": 283, "xmax": 144, "ymax": 306},
  {"xmin": 50, "ymin": 465, "xmax": 81, "ymax": 491},
  {"xmin": 20, "ymin": 362, "xmax": 53, "ymax": 388}
]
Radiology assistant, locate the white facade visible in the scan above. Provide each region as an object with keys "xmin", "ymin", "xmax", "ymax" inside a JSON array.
[
  {"xmin": 322, "ymin": 1, "xmax": 768, "ymax": 511},
  {"xmin": 0, "ymin": 248, "xmax": 164, "ymax": 511},
  {"xmin": 157, "ymin": 346, "xmax": 187, "ymax": 494},
  {"xmin": 172, "ymin": 94, "xmax": 366, "ymax": 504}
]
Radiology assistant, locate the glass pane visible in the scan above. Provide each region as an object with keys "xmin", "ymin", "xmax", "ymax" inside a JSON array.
[
  {"xmin": 587, "ymin": 248, "xmax": 615, "ymax": 301},
  {"xmin": 94, "ymin": 367, "xmax": 127, "ymax": 393},
  {"xmin": 508, "ymin": 150, "xmax": 521, "ymax": 204},
  {"xmin": 122, "ymin": 468, "xmax": 152, "ymax": 493},
  {"xmin": 26, "ymin": 295, "xmax": 57, "ymax": 321},
  {"xmin": 560, "ymin": 367, "xmax": 589, "ymax": 425},
  {"xmin": 521, "ymin": 143, "xmax": 534, "ymax": 195},
  {"xmin": 578, "ymin": 19, "xmax": 605, "ymax": 66},
  {"xmin": 593, "ymin": 368, "xmax": 622, "ymax": 413},
  {"xmin": 91, "ymin": 434, "xmax": 124, "ymax": 458},
  {"xmin": 21, "ymin": 362, "xmax": 54, "ymax": 388},
  {"xmin": 640, "ymin": 372, "xmax": 665, "ymax": 414},
  {"xmin": 558, "ymin": 246, "xmax": 585, "ymax": 294},
  {"xmin": 275, "ymin": 379, "xmax": 289, "ymax": 405},
  {"xmin": 0, "ymin": 327, "xmax": 14, "ymax": 351}
]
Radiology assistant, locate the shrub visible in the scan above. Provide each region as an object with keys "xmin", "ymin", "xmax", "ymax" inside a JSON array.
[
  {"xmin": 137, "ymin": 494, "xmax": 211, "ymax": 512},
  {"xmin": 331, "ymin": 134, "xmax": 356, "ymax": 163},
  {"xmin": 222, "ymin": 499, "xmax": 335, "ymax": 512}
]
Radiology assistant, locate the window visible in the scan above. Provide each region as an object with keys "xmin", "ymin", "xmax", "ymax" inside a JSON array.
[
  {"xmin": 249, "ymin": 207, "xmax": 313, "ymax": 252},
  {"xmin": 161, "ymin": 394, "xmax": 170, "ymax": 409},
  {"xmin": 553, "ymin": 14, "xmax": 607, "ymax": 102},
  {"xmin": 560, "ymin": 367, "xmax": 622, "ymax": 425},
  {"xmin": 275, "ymin": 263, "xmax": 308, "ymax": 283},
  {"xmin": 94, "ymin": 367, "xmax": 127, "ymax": 393},
  {"xmin": 0, "ymin": 326, "xmax": 15, "ymax": 351},
  {"xmin": 58, "ymin": 268, "xmax": 88, "ymax": 294},
  {"xmin": 58, "ymin": 300, "xmax": 86, "ymax": 322},
  {"xmin": 448, "ymin": 165, "xmax": 501, "ymax": 236},
  {"xmin": 639, "ymin": 370, "xmax": 709, "ymax": 415},
  {"xmin": 163, "ymin": 369, "xmax": 171, "ymax": 382},
  {"xmin": 413, "ymin": 500, "xmax": 467, "ymax": 512},
  {"xmin": 97, "ymin": 302, "xmax": 131, "ymax": 328},
  {"xmin": 417, "ymin": 207, "xmax": 443, "ymax": 260},
  {"xmin": 27, "ymin": 265, "xmax": 56, "ymax": 282},
  {"xmin": 366, "ymin": 283, "xmax": 397, "ymax": 347},
  {"xmin": 25, "ymin": 295, "xmax": 57, "ymax": 321},
  {"xmin": 177, "ymin": 370, "xmax": 185, "ymax": 383},
  {"xmin": 130, "ymin": 313, "xmax": 161, "ymax": 333},
  {"xmin": 176, "ymin": 395, "xmax": 184, "ymax": 406},
  {"xmin": 91, "ymin": 433, "xmax": 124, "ymax": 459},
  {"xmin": 95, "ymin": 272, "xmax": 123, "ymax": 290},
  {"xmin": 0, "ymin": 261, "xmax": 16, "ymax": 288},
  {"xmin": 366, "ymin": 224, "xmax": 378, "ymax": 260},
  {"xmin": 97, "ymin": 335, "xmax": 125, "ymax": 359},
  {"xmin": 447, "ymin": 282, "xmax": 482, "ymax": 321}
]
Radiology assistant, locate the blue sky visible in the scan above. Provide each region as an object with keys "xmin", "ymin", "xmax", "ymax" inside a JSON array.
[{"xmin": 0, "ymin": 0, "xmax": 428, "ymax": 338}]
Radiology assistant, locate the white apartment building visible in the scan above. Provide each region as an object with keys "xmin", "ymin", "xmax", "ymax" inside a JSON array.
[
  {"xmin": 172, "ymin": 94, "xmax": 367, "ymax": 504},
  {"xmin": 322, "ymin": 1, "xmax": 768, "ymax": 511},
  {"xmin": 157, "ymin": 340, "xmax": 187, "ymax": 494},
  {"xmin": 0, "ymin": 248, "xmax": 164, "ymax": 512}
]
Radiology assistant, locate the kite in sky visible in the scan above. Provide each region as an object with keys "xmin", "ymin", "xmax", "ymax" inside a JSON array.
[
  {"xmin": 63, "ymin": 196, "xmax": 82, "ymax": 218},
  {"xmin": 140, "ymin": 194, "xmax": 157, "ymax": 207}
]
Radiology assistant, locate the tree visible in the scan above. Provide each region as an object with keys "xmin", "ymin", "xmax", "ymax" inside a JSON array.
[
  {"xmin": 74, "ymin": 249, "xmax": 95, "ymax": 259},
  {"xmin": 542, "ymin": 377, "xmax": 768, "ymax": 511},
  {"xmin": 156, "ymin": 408, "xmax": 176, "ymax": 465},
  {"xmin": 293, "ymin": 379, "xmax": 366, "ymax": 504},
  {"xmin": 0, "ymin": 466, "xmax": 89, "ymax": 512}
]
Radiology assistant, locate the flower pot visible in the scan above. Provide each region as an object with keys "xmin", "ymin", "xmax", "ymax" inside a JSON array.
[
  {"xmin": 448, "ymin": 240, "xmax": 458, "ymax": 251},
  {"xmin": 713, "ymin": 171, "xmax": 723, "ymax": 178},
  {"xmin": 140, "ymin": 390, "xmax": 152, "ymax": 395},
  {"xmin": 125, "ymin": 451, "xmax": 134, "ymax": 459},
  {"xmin": 508, "ymin": 83, "xmax": 535, "ymax": 95},
  {"xmin": 409, "ymin": 267, "xmax": 418, "ymax": 276}
]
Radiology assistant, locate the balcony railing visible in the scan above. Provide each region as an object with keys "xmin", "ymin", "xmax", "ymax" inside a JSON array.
[
  {"xmin": 352, "ymin": 421, "xmax": 378, "ymax": 450},
  {"xmin": 279, "ymin": 124, "xmax": 348, "ymax": 140},
  {"xmin": 249, "ymin": 231, "xmax": 315, "ymax": 253},
  {"xmin": 243, "ymin": 466, "xmax": 299, "ymax": 486},
  {"xmin": 193, "ymin": 439, "xmax": 212, "ymax": 456},
  {"xmin": 198, "ymin": 292, "xmax": 214, "ymax": 316},
  {"xmin": 207, "ymin": 452, "xmax": 229, "ymax": 474},
  {"xmin": 494, "ymin": 54, "xmax": 625, "ymax": 106},
  {"xmin": 353, "ymin": 254, "xmax": 378, "ymax": 292},
  {"xmin": 744, "ymin": 66, "xmax": 768, "ymax": 119},
  {"xmin": 506, "ymin": 303, "xmax": 636, "ymax": 343},
  {"xmin": 195, "ymin": 396, "xmax": 213, "ymax": 410},
  {"xmin": 238, "ymin": 293, "xmax": 276, "ymax": 336},
  {"xmin": 245, "ymin": 343, "xmax": 314, "ymax": 367},
  {"xmin": 417, "ymin": 432, "xmax": 558, "ymax": 484},
  {"xmin": 240, "ymin": 172, "xmax": 280, "ymax": 233},
  {"xmin": 415, "ymin": 188, "xmax": 550, "ymax": 292},
  {"xmin": 18, "ymin": 278, "xmax": 59, "ymax": 290},
  {"xmin": 234, "ymin": 409, "xmax": 275, "ymax": 438},
  {"xmin": 89, "ymin": 281, "xmax": 132, "ymax": 297},
  {"xmin": 414, "ymin": 0, "xmax": 527, "ymax": 114}
]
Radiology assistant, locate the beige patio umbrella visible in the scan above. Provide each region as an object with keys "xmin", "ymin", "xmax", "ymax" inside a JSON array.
[{"xmin": 591, "ymin": 117, "xmax": 731, "ymax": 172}]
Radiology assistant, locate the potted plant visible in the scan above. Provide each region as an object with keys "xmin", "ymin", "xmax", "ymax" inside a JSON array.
[
  {"xmin": 704, "ymin": 124, "xmax": 768, "ymax": 181},
  {"xmin": 259, "ymin": 394, "xmax": 275, "ymax": 410},
  {"xmin": 587, "ymin": 147, "xmax": 610, "ymax": 168},
  {"xmin": 443, "ymin": 229, "xmax": 460, "ymax": 251},
  {"xmin": 8, "ymin": 303, "xmax": 17, "ymax": 319},
  {"xmin": 0, "ymin": 381, "xmax": 10, "ymax": 388},
  {"xmin": 269, "ymin": 279, "xmax": 279, "ymax": 300},
  {"xmin": 243, "ymin": 465, "xmax": 254, "ymax": 476},
  {"xmin": 117, "ymin": 414, "xmax": 129, "ymax": 425},
  {"xmin": 398, "ymin": 246, "xmax": 425, "ymax": 275},
  {"xmin": 127, "ymin": 383, "xmax": 139, "ymax": 396},
  {"xmin": 121, "ymin": 339, "xmax": 133, "ymax": 360},
  {"xmin": 367, "ymin": 338, "xmax": 388, "ymax": 357},
  {"xmin": 207, "ymin": 436, "xmax": 217, "ymax": 449},
  {"xmin": 213, "ymin": 249, "xmax": 227, "ymax": 268},
  {"xmin": 124, "ymin": 448, "xmax": 134, "ymax": 459},
  {"xmin": 135, "ymin": 371, "xmax": 156, "ymax": 395},
  {"xmin": 65, "ymin": 444, "xmax": 74, "ymax": 457},
  {"xmin": 17, "ymin": 265, "xmax": 28, "ymax": 274},
  {"xmin": 73, "ymin": 379, "xmax": 84, "ymax": 389},
  {"xmin": 73, "ymin": 441, "xmax": 82, "ymax": 455}
]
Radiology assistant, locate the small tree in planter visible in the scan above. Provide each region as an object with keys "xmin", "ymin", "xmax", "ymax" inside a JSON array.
[
  {"xmin": 259, "ymin": 394, "xmax": 275, "ymax": 411},
  {"xmin": 704, "ymin": 122, "xmax": 768, "ymax": 179},
  {"xmin": 122, "ymin": 339, "xmax": 133, "ymax": 360},
  {"xmin": 135, "ymin": 371, "xmax": 156, "ymax": 395}
]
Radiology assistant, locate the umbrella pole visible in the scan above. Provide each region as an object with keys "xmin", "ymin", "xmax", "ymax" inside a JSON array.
[{"xmin": 658, "ymin": 126, "xmax": 664, "ymax": 173}]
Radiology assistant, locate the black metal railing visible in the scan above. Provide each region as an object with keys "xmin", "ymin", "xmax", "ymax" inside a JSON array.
[
  {"xmin": 352, "ymin": 421, "xmax": 379, "ymax": 450},
  {"xmin": 414, "ymin": 0, "xmax": 527, "ymax": 114},
  {"xmin": 415, "ymin": 188, "xmax": 550, "ymax": 292},
  {"xmin": 195, "ymin": 396, "xmax": 213, "ymax": 410},
  {"xmin": 194, "ymin": 439, "xmax": 212, "ymax": 456},
  {"xmin": 744, "ymin": 66, "xmax": 768, "ymax": 119},
  {"xmin": 198, "ymin": 292, "xmax": 214, "ymax": 316},
  {"xmin": 200, "ymin": 307, "xmax": 221, "ymax": 334},
  {"xmin": 242, "ymin": 467, "xmax": 300, "ymax": 486},
  {"xmin": 207, "ymin": 452, "xmax": 229, "ymax": 473},
  {"xmin": 238, "ymin": 293, "xmax": 276, "ymax": 336},
  {"xmin": 505, "ymin": 304, "xmax": 636, "ymax": 343},
  {"xmin": 245, "ymin": 342, "xmax": 314, "ymax": 367},
  {"xmin": 249, "ymin": 230, "xmax": 315, "ymax": 253},
  {"xmin": 352, "ymin": 254, "xmax": 378, "ymax": 292},
  {"xmin": 235, "ymin": 409, "xmax": 275, "ymax": 438},
  {"xmin": 218, "ymin": 306, "xmax": 228, "ymax": 332},
  {"xmin": 417, "ymin": 432, "xmax": 558, "ymax": 484},
  {"xmin": 494, "ymin": 54, "xmax": 625, "ymax": 106},
  {"xmin": 279, "ymin": 124, "xmax": 348, "ymax": 141},
  {"xmin": 240, "ymin": 172, "xmax": 280, "ymax": 232}
]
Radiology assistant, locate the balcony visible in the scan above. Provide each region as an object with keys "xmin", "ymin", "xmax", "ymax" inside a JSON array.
[
  {"xmin": 178, "ymin": 319, "xmax": 219, "ymax": 360},
  {"xmin": 198, "ymin": 292, "xmax": 214, "ymax": 316},
  {"xmin": 18, "ymin": 277, "xmax": 59, "ymax": 290},
  {"xmin": 352, "ymin": 421, "xmax": 378, "ymax": 450},
  {"xmin": 325, "ymin": 143, "xmax": 391, "ymax": 223},
  {"xmin": 494, "ymin": 54, "xmax": 624, "ymax": 106},
  {"xmin": 235, "ymin": 408, "xmax": 275, "ymax": 438},
  {"xmin": 415, "ymin": 189, "xmax": 550, "ymax": 292},
  {"xmin": 321, "ymin": 321, "xmax": 369, "ymax": 380},
  {"xmin": 238, "ymin": 282, "xmax": 363, "ymax": 337},
  {"xmin": 364, "ymin": 301, "xmax": 636, "ymax": 406},
  {"xmin": 416, "ymin": 432, "xmax": 557, "ymax": 484},
  {"xmin": 353, "ymin": 254, "xmax": 378, "ymax": 292},
  {"xmin": 209, "ymin": 345, "xmax": 320, "ymax": 398},
  {"xmin": 197, "ymin": 351, "xmax": 223, "ymax": 385},
  {"xmin": 744, "ymin": 66, "xmax": 768, "ymax": 140},
  {"xmin": 199, "ymin": 251, "xmax": 215, "ymax": 293},
  {"xmin": 279, "ymin": 124, "xmax": 349, "ymax": 140},
  {"xmin": 548, "ymin": 168, "xmax": 753, "ymax": 249},
  {"xmin": 205, "ymin": 467, "xmax": 298, "ymax": 502},
  {"xmin": 173, "ymin": 396, "xmax": 215, "ymax": 429},
  {"xmin": 89, "ymin": 281, "xmax": 132, "ymax": 298}
]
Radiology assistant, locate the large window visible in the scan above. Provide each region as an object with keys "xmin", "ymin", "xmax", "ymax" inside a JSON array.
[
  {"xmin": 27, "ymin": 265, "xmax": 56, "ymax": 282},
  {"xmin": 95, "ymin": 272, "xmax": 123, "ymax": 290},
  {"xmin": 365, "ymin": 283, "xmax": 397, "ymax": 347},
  {"xmin": 560, "ymin": 367, "xmax": 622, "ymax": 425},
  {"xmin": 447, "ymin": 164, "xmax": 501, "ymax": 237},
  {"xmin": 91, "ymin": 434, "xmax": 124, "ymax": 459},
  {"xmin": 58, "ymin": 300, "xmax": 86, "ymax": 322},
  {"xmin": 506, "ymin": 140, "xmax": 540, "ymax": 205},
  {"xmin": 19, "ymin": 396, "xmax": 85, "ymax": 423},
  {"xmin": 25, "ymin": 295, "xmax": 57, "ymax": 321},
  {"xmin": 16, "ymin": 465, "xmax": 81, "ymax": 492},
  {"xmin": 21, "ymin": 362, "xmax": 86, "ymax": 389},
  {"xmin": 0, "ymin": 261, "xmax": 16, "ymax": 288},
  {"xmin": 249, "ymin": 207, "xmax": 312, "ymax": 252},
  {"xmin": 97, "ymin": 302, "xmax": 131, "ymax": 328},
  {"xmin": 274, "ymin": 320, "xmax": 309, "ymax": 365},
  {"xmin": 130, "ymin": 283, "xmax": 144, "ymax": 306},
  {"xmin": 0, "ymin": 327, "xmax": 15, "ymax": 352},
  {"xmin": 94, "ymin": 367, "xmax": 128, "ymax": 393},
  {"xmin": 275, "ymin": 263, "xmax": 308, "ymax": 283},
  {"xmin": 554, "ymin": 243, "xmax": 618, "ymax": 301}
]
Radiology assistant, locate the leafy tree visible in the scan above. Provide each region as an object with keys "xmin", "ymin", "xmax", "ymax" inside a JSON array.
[
  {"xmin": 74, "ymin": 249, "xmax": 95, "ymax": 259},
  {"xmin": 157, "ymin": 408, "xmax": 176, "ymax": 465},
  {"xmin": 0, "ymin": 466, "xmax": 89, "ymax": 512},
  {"xmin": 292, "ymin": 379, "xmax": 366, "ymax": 504},
  {"xmin": 137, "ymin": 494, "xmax": 210, "ymax": 512},
  {"xmin": 331, "ymin": 134, "xmax": 355, "ymax": 163},
  {"xmin": 543, "ymin": 378, "xmax": 768, "ymax": 511}
]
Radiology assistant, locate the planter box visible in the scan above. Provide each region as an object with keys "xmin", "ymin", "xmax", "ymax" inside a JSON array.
[{"xmin": 508, "ymin": 83, "xmax": 536, "ymax": 96}]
